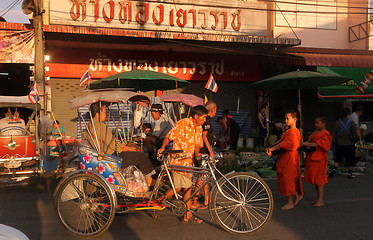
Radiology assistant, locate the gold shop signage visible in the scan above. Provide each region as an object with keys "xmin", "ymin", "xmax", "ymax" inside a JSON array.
[{"xmin": 49, "ymin": 0, "xmax": 267, "ymax": 37}]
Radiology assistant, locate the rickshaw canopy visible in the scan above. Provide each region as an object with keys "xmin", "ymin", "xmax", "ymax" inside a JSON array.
[
  {"xmin": 70, "ymin": 91, "xmax": 151, "ymax": 109},
  {"xmin": 0, "ymin": 95, "xmax": 41, "ymax": 110},
  {"xmin": 159, "ymin": 93, "xmax": 204, "ymax": 107}
]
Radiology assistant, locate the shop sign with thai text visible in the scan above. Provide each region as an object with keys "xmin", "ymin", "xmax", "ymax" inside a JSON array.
[
  {"xmin": 49, "ymin": 0, "xmax": 267, "ymax": 38},
  {"xmin": 46, "ymin": 48, "xmax": 261, "ymax": 82}
]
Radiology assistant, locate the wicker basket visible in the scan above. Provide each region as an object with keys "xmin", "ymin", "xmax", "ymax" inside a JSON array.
[{"xmin": 239, "ymin": 152, "xmax": 262, "ymax": 164}]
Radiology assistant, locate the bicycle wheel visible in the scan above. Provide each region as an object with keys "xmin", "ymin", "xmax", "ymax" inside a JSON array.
[
  {"xmin": 55, "ymin": 172, "xmax": 116, "ymax": 237},
  {"xmin": 210, "ymin": 172, "xmax": 273, "ymax": 235}
]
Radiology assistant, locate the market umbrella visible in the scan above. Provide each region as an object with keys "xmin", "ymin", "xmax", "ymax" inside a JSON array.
[
  {"xmin": 249, "ymin": 70, "xmax": 351, "ymax": 137},
  {"xmin": 89, "ymin": 69, "xmax": 190, "ymax": 91}
]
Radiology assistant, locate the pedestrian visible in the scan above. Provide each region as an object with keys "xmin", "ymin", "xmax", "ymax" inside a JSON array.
[
  {"xmin": 301, "ymin": 115, "xmax": 332, "ymax": 207},
  {"xmin": 221, "ymin": 110, "xmax": 240, "ymax": 150},
  {"xmin": 350, "ymin": 105, "xmax": 364, "ymax": 142},
  {"xmin": 350, "ymin": 105, "xmax": 364, "ymax": 126},
  {"xmin": 266, "ymin": 110, "xmax": 303, "ymax": 210},
  {"xmin": 194, "ymin": 101, "xmax": 218, "ymax": 208},
  {"xmin": 258, "ymin": 104, "xmax": 270, "ymax": 146},
  {"xmin": 216, "ymin": 116, "xmax": 228, "ymax": 150},
  {"xmin": 157, "ymin": 105, "xmax": 208, "ymax": 223},
  {"xmin": 329, "ymin": 108, "xmax": 362, "ymax": 179}
]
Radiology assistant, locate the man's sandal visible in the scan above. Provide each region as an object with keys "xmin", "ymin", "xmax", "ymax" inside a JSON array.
[{"xmin": 184, "ymin": 216, "xmax": 203, "ymax": 224}]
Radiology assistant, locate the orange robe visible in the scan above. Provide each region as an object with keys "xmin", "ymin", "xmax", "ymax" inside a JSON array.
[
  {"xmin": 304, "ymin": 130, "xmax": 332, "ymax": 187},
  {"xmin": 277, "ymin": 128, "xmax": 303, "ymax": 196}
]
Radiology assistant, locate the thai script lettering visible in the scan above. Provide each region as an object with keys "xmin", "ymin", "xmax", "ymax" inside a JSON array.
[
  {"xmin": 70, "ymin": 0, "xmax": 241, "ymax": 31},
  {"xmin": 89, "ymin": 58, "xmax": 225, "ymax": 76}
]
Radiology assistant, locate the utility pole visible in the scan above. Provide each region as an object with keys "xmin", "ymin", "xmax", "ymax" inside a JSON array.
[
  {"xmin": 33, "ymin": 0, "xmax": 45, "ymax": 106},
  {"xmin": 33, "ymin": 0, "xmax": 47, "ymax": 154}
]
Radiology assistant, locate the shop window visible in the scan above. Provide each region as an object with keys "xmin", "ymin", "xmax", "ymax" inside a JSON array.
[{"xmin": 275, "ymin": 0, "xmax": 337, "ymax": 30}]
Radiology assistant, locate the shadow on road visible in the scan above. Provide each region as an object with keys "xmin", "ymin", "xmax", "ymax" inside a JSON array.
[{"xmin": 0, "ymin": 175, "xmax": 141, "ymax": 240}]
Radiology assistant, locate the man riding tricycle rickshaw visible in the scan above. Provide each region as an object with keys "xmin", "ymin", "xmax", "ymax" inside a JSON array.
[{"xmin": 53, "ymin": 90, "xmax": 274, "ymax": 237}]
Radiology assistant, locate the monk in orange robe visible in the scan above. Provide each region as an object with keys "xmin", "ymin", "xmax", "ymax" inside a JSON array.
[
  {"xmin": 301, "ymin": 115, "xmax": 332, "ymax": 207},
  {"xmin": 266, "ymin": 110, "xmax": 303, "ymax": 210}
]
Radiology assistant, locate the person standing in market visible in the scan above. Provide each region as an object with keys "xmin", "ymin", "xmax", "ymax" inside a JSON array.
[
  {"xmin": 258, "ymin": 104, "xmax": 270, "ymax": 146},
  {"xmin": 221, "ymin": 110, "xmax": 240, "ymax": 150},
  {"xmin": 329, "ymin": 108, "xmax": 362, "ymax": 179},
  {"xmin": 195, "ymin": 101, "xmax": 218, "ymax": 207},
  {"xmin": 350, "ymin": 105, "xmax": 364, "ymax": 127},
  {"xmin": 266, "ymin": 110, "xmax": 303, "ymax": 210},
  {"xmin": 350, "ymin": 105, "xmax": 364, "ymax": 144},
  {"xmin": 301, "ymin": 115, "xmax": 332, "ymax": 207}
]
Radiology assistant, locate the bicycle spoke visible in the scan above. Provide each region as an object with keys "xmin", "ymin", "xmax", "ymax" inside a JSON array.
[
  {"xmin": 211, "ymin": 173, "xmax": 273, "ymax": 234},
  {"xmin": 57, "ymin": 174, "xmax": 115, "ymax": 237}
]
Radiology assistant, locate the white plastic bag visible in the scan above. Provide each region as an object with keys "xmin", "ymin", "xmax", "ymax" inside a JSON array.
[
  {"xmin": 133, "ymin": 105, "xmax": 143, "ymax": 129},
  {"xmin": 121, "ymin": 165, "xmax": 148, "ymax": 193}
]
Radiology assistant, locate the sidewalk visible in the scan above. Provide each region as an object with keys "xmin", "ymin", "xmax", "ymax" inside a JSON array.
[{"xmin": 258, "ymin": 174, "xmax": 373, "ymax": 240}]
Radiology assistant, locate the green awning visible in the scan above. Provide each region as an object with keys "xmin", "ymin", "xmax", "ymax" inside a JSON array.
[{"xmin": 317, "ymin": 67, "xmax": 373, "ymax": 101}]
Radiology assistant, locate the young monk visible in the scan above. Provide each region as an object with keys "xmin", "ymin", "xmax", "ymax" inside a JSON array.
[
  {"xmin": 301, "ymin": 115, "xmax": 332, "ymax": 207},
  {"xmin": 266, "ymin": 110, "xmax": 303, "ymax": 210}
]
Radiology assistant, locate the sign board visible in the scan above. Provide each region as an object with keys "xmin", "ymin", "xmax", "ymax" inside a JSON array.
[
  {"xmin": 49, "ymin": 0, "xmax": 267, "ymax": 38},
  {"xmin": 46, "ymin": 47, "xmax": 261, "ymax": 82}
]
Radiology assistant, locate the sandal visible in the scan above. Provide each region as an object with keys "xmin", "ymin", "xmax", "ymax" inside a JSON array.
[{"xmin": 183, "ymin": 216, "xmax": 203, "ymax": 224}]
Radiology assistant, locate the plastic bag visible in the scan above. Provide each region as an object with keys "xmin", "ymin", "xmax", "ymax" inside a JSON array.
[{"xmin": 121, "ymin": 165, "xmax": 148, "ymax": 193}]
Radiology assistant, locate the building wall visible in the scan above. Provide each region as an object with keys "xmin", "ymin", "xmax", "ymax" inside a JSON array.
[
  {"xmin": 274, "ymin": 0, "xmax": 369, "ymax": 50},
  {"xmin": 48, "ymin": 78, "xmax": 81, "ymax": 137}
]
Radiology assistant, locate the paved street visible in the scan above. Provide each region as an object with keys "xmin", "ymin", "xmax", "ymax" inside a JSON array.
[{"xmin": 1, "ymin": 174, "xmax": 373, "ymax": 240}]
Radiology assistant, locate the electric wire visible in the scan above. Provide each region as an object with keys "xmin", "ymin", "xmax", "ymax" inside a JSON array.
[{"xmin": 0, "ymin": 0, "xmax": 22, "ymax": 18}]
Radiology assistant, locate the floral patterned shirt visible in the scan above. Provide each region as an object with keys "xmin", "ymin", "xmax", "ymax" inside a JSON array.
[{"xmin": 167, "ymin": 117, "xmax": 203, "ymax": 176}]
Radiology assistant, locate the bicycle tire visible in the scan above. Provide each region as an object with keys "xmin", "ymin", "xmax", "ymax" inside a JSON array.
[
  {"xmin": 210, "ymin": 172, "xmax": 273, "ymax": 235},
  {"xmin": 55, "ymin": 172, "xmax": 116, "ymax": 237}
]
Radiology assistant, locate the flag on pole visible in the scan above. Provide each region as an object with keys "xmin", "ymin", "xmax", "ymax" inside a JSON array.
[
  {"xmin": 204, "ymin": 73, "xmax": 218, "ymax": 93},
  {"xmin": 79, "ymin": 68, "xmax": 91, "ymax": 87},
  {"xmin": 28, "ymin": 83, "xmax": 40, "ymax": 104}
]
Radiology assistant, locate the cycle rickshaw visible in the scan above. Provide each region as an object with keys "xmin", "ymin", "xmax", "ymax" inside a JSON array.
[
  {"xmin": 54, "ymin": 90, "xmax": 273, "ymax": 237},
  {"xmin": 0, "ymin": 95, "xmax": 43, "ymax": 185}
]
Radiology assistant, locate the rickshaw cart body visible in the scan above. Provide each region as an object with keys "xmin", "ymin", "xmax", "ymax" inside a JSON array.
[{"xmin": 0, "ymin": 95, "xmax": 43, "ymax": 184}]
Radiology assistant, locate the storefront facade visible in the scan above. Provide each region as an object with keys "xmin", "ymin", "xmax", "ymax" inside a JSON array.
[{"xmin": 1, "ymin": 0, "xmax": 301, "ymax": 137}]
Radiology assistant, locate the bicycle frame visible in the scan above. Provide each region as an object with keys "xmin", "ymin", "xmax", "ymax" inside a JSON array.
[{"xmin": 148, "ymin": 153, "xmax": 244, "ymax": 207}]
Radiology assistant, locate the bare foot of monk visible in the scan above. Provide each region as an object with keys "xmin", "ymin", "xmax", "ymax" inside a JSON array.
[
  {"xmin": 313, "ymin": 201, "xmax": 324, "ymax": 207},
  {"xmin": 311, "ymin": 200, "xmax": 317, "ymax": 204},
  {"xmin": 294, "ymin": 195, "xmax": 303, "ymax": 206},
  {"xmin": 281, "ymin": 203, "xmax": 294, "ymax": 210}
]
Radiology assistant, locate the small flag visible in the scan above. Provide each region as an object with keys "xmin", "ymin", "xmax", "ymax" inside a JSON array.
[
  {"xmin": 28, "ymin": 83, "xmax": 40, "ymax": 104},
  {"xmin": 204, "ymin": 73, "xmax": 218, "ymax": 93},
  {"xmin": 79, "ymin": 68, "xmax": 91, "ymax": 87},
  {"xmin": 204, "ymin": 95, "xmax": 208, "ymax": 104}
]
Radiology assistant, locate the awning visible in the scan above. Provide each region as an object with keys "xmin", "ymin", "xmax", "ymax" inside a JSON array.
[
  {"xmin": 317, "ymin": 66, "xmax": 373, "ymax": 101},
  {"xmin": 281, "ymin": 47, "xmax": 373, "ymax": 68},
  {"xmin": 318, "ymin": 85, "xmax": 373, "ymax": 101}
]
